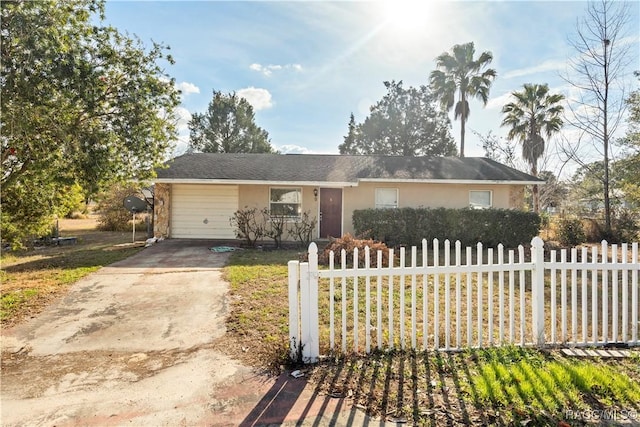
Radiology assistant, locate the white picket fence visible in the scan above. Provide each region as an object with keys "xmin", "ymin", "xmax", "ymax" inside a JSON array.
[{"xmin": 288, "ymin": 237, "xmax": 639, "ymax": 363}]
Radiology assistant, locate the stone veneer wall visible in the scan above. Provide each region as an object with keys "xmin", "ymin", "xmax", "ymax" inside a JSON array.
[
  {"xmin": 154, "ymin": 183, "xmax": 170, "ymax": 238},
  {"xmin": 509, "ymin": 185, "xmax": 525, "ymax": 210}
]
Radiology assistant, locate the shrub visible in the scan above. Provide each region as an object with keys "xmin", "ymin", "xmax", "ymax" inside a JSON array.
[
  {"xmin": 1, "ymin": 208, "xmax": 52, "ymax": 250},
  {"xmin": 319, "ymin": 233, "xmax": 390, "ymax": 268},
  {"xmin": 96, "ymin": 184, "xmax": 148, "ymax": 232},
  {"xmin": 287, "ymin": 210, "xmax": 318, "ymax": 248},
  {"xmin": 556, "ymin": 218, "xmax": 586, "ymax": 246},
  {"xmin": 230, "ymin": 207, "xmax": 265, "ymax": 248},
  {"xmin": 582, "ymin": 218, "xmax": 604, "ymax": 242},
  {"xmin": 612, "ymin": 209, "xmax": 639, "ymax": 242},
  {"xmin": 262, "ymin": 208, "xmax": 287, "ymax": 249},
  {"xmin": 353, "ymin": 207, "xmax": 540, "ymax": 248},
  {"xmin": 1, "ymin": 174, "xmax": 83, "ymax": 249}
]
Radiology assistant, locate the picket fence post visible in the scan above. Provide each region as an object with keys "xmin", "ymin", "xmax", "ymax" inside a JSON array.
[
  {"xmin": 288, "ymin": 260, "xmax": 300, "ymax": 361},
  {"xmin": 300, "ymin": 243, "xmax": 319, "ymax": 363},
  {"xmin": 531, "ymin": 237, "xmax": 546, "ymax": 346}
]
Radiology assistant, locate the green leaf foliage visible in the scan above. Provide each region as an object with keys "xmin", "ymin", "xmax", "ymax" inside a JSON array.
[
  {"xmin": 429, "ymin": 42, "xmax": 496, "ymax": 157},
  {"xmin": 1, "ymin": 0, "xmax": 180, "ymax": 247},
  {"xmin": 55, "ymin": 183, "xmax": 86, "ymax": 218},
  {"xmin": 353, "ymin": 207, "xmax": 541, "ymax": 248},
  {"xmin": 188, "ymin": 90, "xmax": 274, "ymax": 153},
  {"xmin": 501, "ymin": 83, "xmax": 565, "ymax": 175},
  {"xmin": 568, "ymin": 161, "xmax": 638, "ymax": 215},
  {"xmin": 0, "ymin": 170, "xmax": 60, "ymax": 249},
  {"xmin": 500, "ymin": 84, "xmax": 565, "ymax": 212},
  {"xmin": 338, "ymin": 81, "xmax": 456, "ymax": 156}
]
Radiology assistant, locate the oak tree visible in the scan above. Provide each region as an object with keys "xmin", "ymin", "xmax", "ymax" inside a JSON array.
[{"xmin": 1, "ymin": 0, "xmax": 180, "ymax": 246}]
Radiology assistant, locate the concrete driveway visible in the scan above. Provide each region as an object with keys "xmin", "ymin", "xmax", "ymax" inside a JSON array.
[{"xmin": 1, "ymin": 240, "xmax": 381, "ymax": 427}]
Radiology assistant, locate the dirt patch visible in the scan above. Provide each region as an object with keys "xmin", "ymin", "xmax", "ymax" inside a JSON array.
[
  {"xmin": 306, "ymin": 352, "xmax": 486, "ymax": 425},
  {"xmin": 1, "ymin": 344, "xmax": 216, "ymax": 399}
]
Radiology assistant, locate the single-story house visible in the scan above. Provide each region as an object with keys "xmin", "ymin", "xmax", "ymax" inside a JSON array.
[{"xmin": 153, "ymin": 153, "xmax": 542, "ymax": 240}]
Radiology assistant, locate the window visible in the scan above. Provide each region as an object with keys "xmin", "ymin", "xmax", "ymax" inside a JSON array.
[
  {"xmin": 469, "ymin": 190, "xmax": 492, "ymax": 209},
  {"xmin": 375, "ymin": 188, "xmax": 398, "ymax": 209},
  {"xmin": 270, "ymin": 187, "xmax": 301, "ymax": 218}
]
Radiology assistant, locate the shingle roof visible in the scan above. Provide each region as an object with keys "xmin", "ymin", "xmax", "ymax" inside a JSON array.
[{"xmin": 155, "ymin": 153, "xmax": 542, "ymax": 184}]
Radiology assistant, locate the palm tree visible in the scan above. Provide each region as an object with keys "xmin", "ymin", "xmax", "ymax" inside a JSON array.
[
  {"xmin": 429, "ymin": 42, "xmax": 497, "ymax": 157},
  {"xmin": 501, "ymin": 83, "xmax": 565, "ymax": 212}
]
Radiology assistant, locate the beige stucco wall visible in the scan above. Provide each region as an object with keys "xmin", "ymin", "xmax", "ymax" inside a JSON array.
[
  {"xmin": 238, "ymin": 182, "xmax": 526, "ymax": 237},
  {"xmin": 157, "ymin": 182, "xmax": 527, "ymax": 239}
]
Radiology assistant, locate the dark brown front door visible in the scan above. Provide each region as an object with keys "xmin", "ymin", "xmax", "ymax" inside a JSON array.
[{"xmin": 319, "ymin": 188, "xmax": 342, "ymax": 238}]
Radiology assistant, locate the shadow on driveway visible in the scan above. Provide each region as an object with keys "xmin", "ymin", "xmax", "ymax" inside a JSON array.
[{"xmin": 236, "ymin": 370, "xmax": 388, "ymax": 426}]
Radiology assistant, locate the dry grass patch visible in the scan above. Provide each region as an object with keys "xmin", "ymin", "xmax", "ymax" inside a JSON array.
[
  {"xmin": 1, "ymin": 219, "xmax": 143, "ymax": 328},
  {"xmin": 217, "ymin": 248, "xmax": 302, "ymax": 373}
]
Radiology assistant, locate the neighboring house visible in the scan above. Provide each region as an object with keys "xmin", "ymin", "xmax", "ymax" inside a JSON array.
[
  {"xmin": 153, "ymin": 153, "xmax": 542, "ymax": 240},
  {"xmin": 574, "ymin": 189, "xmax": 636, "ymax": 215}
]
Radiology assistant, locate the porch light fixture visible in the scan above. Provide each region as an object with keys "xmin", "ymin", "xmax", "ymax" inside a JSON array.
[{"xmin": 313, "ymin": 188, "xmax": 318, "ymax": 200}]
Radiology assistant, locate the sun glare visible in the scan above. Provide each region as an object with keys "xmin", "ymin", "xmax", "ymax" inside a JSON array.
[{"xmin": 379, "ymin": 0, "xmax": 434, "ymax": 35}]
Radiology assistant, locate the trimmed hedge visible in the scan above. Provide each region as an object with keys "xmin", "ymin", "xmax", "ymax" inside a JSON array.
[{"xmin": 353, "ymin": 207, "xmax": 541, "ymax": 248}]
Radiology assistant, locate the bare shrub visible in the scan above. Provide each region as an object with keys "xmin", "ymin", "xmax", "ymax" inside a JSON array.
[
  {"xmin": 230, "ymin": 207, "xmax": 265, "ymax": 248},
  {"xmin": 288, "ymin": 210, "xmax": 317, "ymax": 248}
]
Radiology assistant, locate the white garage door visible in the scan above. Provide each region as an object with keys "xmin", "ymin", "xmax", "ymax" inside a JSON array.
[{"xmin": 171, "ymin": 184, "xmax": 238, "ymax": 239}]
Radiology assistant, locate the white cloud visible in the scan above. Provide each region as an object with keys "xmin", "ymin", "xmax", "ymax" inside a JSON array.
[
  {"xmin": 277, "ymin": 144, "xmax": 314, "ymax": 154},
  {"xmin": 176, "ymin": 81, "xmax": 200, "ymax": 95},
  {"xmin": 249, "ymin": 63, "xmax": 304, "ymax": 76},
  {"xmin": 502, "ymin": 59, "xmax": 567, "ymax": 80},
  {"xmin": 250, "ymin": 64, "xmax": 272, "ymax": 76},
  {"xmin": 237, "ymin": 87, "xmax": 273, "ymax": 110},
  {"xmin": 486, "ymin": 91, "xmax": 514, "ymax": 110}
]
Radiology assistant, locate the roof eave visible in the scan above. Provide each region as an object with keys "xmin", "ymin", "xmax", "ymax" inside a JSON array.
[
  {"xmin": 153, "ymin": 178, "xmax": 358, "ymax": 186},
  {"xmin": 358, "ymin": 178, "xmax": 543, "ymax": 185},
  {"xmin": 154, "ymin": 177, "xmax": 542, "ymax": 186}
]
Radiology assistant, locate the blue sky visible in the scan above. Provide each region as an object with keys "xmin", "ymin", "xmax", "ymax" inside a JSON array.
[{"xmin": 102, "ymin": 1, "xmax": 639, "ymax": 177}]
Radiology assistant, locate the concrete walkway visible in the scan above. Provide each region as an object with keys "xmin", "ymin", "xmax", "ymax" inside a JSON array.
[{"xmin": 1, "ymin": 240, "xmax": 385, "ymax": 426}]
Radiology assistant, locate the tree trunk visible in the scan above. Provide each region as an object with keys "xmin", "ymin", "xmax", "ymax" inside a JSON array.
[
  {"xmin": 531, "ymin": 162, "xmax": 539, "ymax": 213},
  {"xmin": 460, "ymin": 116, "xmax": 466, "ymax": 157},
  {"xmin": 603, "ymin": 39, "xmax": 612, "ymax": 236}
]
